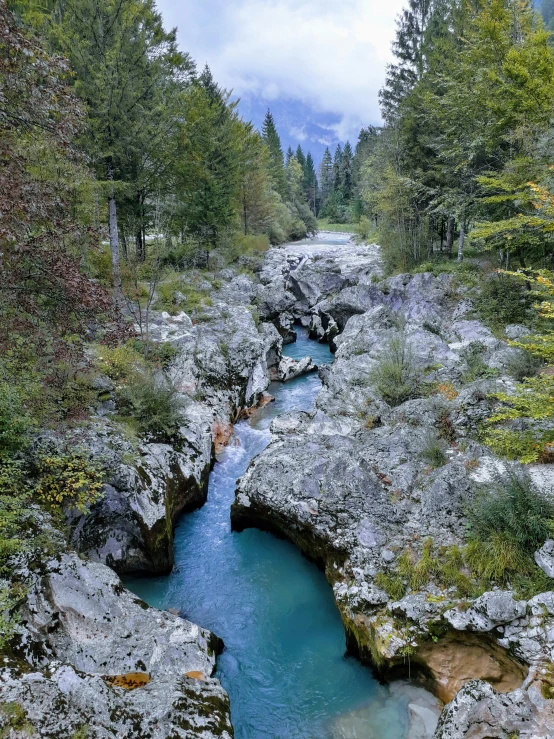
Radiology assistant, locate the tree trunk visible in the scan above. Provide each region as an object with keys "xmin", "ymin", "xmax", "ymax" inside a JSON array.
[
  {"xmin": 121, "ymin": 231, "xmax": 128, "ymax": 260},
  {"xmin": 457, "ymin": 220, "xmax": 465, "ymax": 263},
  {"xmin": 445, "ymin": 215, "xmax": 454, "ymax": 257},
  {"xmin": 107, "ymin": 161, "xmax": 123, "ymax": 311},
  {"xmin": 135, "ymin": 230, "xmax": 144, "ymax": 262}
]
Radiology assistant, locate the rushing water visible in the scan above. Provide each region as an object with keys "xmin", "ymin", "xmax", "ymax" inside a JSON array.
[{"xmin": 125, "ymin": 297, "xmax": 439, "ymax": 737}]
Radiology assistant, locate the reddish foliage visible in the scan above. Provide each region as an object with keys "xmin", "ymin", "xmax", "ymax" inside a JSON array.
[{"xmin": 0, "ymin": 3, "xmax": 122, "ymax": 399}]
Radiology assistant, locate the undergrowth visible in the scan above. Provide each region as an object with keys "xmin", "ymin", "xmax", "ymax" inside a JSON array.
[
  {"xmin": 377, "ymin": 472, "xmax": 554, "ymax": 599},
  {"xmin": 370, "ymin": 335, "xmax": 422, "ymax": 407}
]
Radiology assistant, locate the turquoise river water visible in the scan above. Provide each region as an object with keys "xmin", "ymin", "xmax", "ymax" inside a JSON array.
[{"xmin": 125, "ymin": 329, "xmax": 438, "ymax": 738}]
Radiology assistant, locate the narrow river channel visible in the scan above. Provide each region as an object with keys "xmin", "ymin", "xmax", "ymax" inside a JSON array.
[{"xmin": 125, "ymin": 328, "xmax": 438, "ymax": 738}]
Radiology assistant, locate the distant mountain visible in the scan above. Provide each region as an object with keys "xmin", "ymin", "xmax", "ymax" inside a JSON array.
[{"xmin": 236, "ymin": 96, "xmax": 358, "ymax": 166}]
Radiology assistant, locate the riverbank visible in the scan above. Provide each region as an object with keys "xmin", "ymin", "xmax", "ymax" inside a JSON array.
[{"xmin": 3, "ymin": 232, "xmax": 554, "ymax": 738}]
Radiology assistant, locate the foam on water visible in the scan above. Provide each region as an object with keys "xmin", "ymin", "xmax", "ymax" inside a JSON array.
[{"xmin": 125, "ymin": 255, "xmax": 440, "ymax": 737}]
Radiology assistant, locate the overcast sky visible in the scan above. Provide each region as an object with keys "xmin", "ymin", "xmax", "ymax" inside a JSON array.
[{"xmin": 157, "ymin": 0, "xmax": 405, "ymax": 157}]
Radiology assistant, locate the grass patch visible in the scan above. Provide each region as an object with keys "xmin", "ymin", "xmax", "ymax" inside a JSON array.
[
  {"xmin": 419, "ymin": 433, "xmax": 448, "ymax": 469},
  {"xmin": 370, "ymin": 335, "xmax": 422, "ymax": 407},
  {"xmin": 317, "ymin": 219, "xmax": 357, "ymax": 234},
  {"xmin": 117, "ymin": 374, "xmax": 184, "ymax": 442},
  {"xmin": 154, "ymin": 278, "xmax": 212, "ymax": 316}
]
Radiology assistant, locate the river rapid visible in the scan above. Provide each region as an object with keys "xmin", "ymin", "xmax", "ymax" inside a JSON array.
[{"xmin": 125, "ymin": 236, "xmax": 440, "ymax": 738}]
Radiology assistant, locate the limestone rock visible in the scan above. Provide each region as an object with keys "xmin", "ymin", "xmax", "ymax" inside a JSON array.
[
  {"xmin": 535, "ymin": 540, "xmax": 554, "ymax": 579},
  {"xmin": 2, "ymin": 553, "xmax": 232, "ymax": 738},
  {"xmin": 277, "ymin": 355, "xmax": 317, "ymax": 382}
]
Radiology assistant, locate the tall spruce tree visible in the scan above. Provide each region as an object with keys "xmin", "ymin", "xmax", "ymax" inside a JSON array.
[
  {"xmin": 295, "ymin": 145, "xmax": 306, "ymax": 172},
  {"xmin": 319, "ymin": 147, "xmax": 334, "ymax": 209},
  {"xmin": 379, "ymin": 0, "xmax": 437, "ymax": 123},
  {"xmin": 304, "ymin": 152, "xmax": 318, "ymax": 213},
  {"xmin": 333, "ymin": 144, "xmax": 343, "ymax": 194},
  {"xmin": 262, "ymin": 110, "xmax": 287, "ymax": 199},
  {"xmin": 22, "ymin": 0, "xmax": 192, "ymax": 301},
  {"xmin": 341, "ymin": 142, "xmax": 354, "ymax": 202}
]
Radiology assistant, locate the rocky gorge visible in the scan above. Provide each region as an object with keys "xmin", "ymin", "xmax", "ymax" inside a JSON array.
[{"xmin": 2, "ymin": 232, "xmax": 554, "ymax": 738}]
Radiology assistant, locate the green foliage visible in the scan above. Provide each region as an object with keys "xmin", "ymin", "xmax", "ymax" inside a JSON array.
[
  {"xmin": 354, "ymin": 216, "xmax": 374, "ymax": 243},
  {"xmin": 474, "ymin": 276, "xmax": 535, "ymax": 329},
  {"xmin": 118, "ymin": 375, "xmax": 184, "ymax": 442},
  {"xmin": 460, "ymin": 343, "xmax": 498, "ymax": 384},
  {"xmin": 375, "ymin": 572, "xmax": 406, "ymax": 601},
  {"xmin": 383, "ymin": 539, "xmax": 473, "ymax": 598},
  {"xmin": 0, "ymin": 584, "xmax": 26, "ymax": 652},
  {"xmin": 465, "ymin": 470, "xmax": 554, "ymax": 584},
  {"xmin": 483, "ymin": 376, "xmax": 554, "ymax": 462},
  {"xmin": 35, "ymin": 449, "xmax": 104, "ymax": 514},
  {"xmin": 154, "ymin": 280, "xmax": 212, "ymax": 316},
  {"xmin": 505, "ymin": 349, "xmax": 543, "ymax": 382},
  {"xmin": 419, "ymin": 433, "xmax": 448, "ymax": 468},
  {"xmin": 468, "ymin": 470, "xmax": 553, "ymax": 553},
  {"xmin": 370, "ymin": 335, "xmax": 422, "ymax": 407},
  {"xmin": 0, "ymin": 384, "xmax": 30, "ymax": 460},
  {"xmin": 96, "ymin": 344, "xmax": 147, "ymax": 382},
  {"xmin": 317, "ymin": 219, "xmax": 357, "ymax": 234},
  {"xmin": 0, "ymin": 461, "xmax": 31, "ymax": 574}
]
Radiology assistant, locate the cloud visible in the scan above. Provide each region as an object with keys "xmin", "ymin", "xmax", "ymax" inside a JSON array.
[{"xmin": 157, "ymin": 0, "xmax": 405, "ymax": 141}]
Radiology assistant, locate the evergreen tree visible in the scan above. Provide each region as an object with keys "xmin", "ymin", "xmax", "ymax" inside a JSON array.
[
  {"xmin": 341, "ymin": 142, "xmax": 354, "ymax": 202},
  {"xmin": 295, "ymin": 145, "xmax": 306, "ymax": 172},
  {"xmin": 20, "ymin": 0, "xmax": 193, "ymax": 297},
  {"xmin": 262, "ymin": 110, "xmax": 287, "ymax": 199},
  {"xmin": 333, "ymin": 144, "xmax": 343, "ymax": 194},
  {"xmin": 319, "ymin": 147, "xmax": 334, "ymax": 208},
  {"xmin": 285, "ymin": 146, "xmax": 294, "ymax": 165},
  {"xmin": 304, "ymin": 152, "xmax": 318, "ymax": 213},
  {"xmin": 379, "ymin": 0, "xmax": 438, "ymax": 123}
]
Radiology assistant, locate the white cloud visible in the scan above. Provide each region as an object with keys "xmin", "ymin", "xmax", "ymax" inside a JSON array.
[
  {"xmin": 157, "ymin": 0, "xmax": 405, "ymax": 138},
  {"xmin": 289, "ymin": 126, "xmax": 308, "ymax": 142}
]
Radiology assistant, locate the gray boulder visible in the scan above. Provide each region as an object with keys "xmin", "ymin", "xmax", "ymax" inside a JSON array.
[
  {"xmin": 535, "ymin": 540, "xmax": 554, "ymax": 579},
  {"xmin": 2, "ymin": 553, "xmax": 232, "ymax": 738}
]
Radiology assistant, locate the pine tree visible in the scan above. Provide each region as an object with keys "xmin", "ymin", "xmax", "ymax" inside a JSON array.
[
  {"xmin": 262, "ymin": 110, "xmax": 287, "ymax": 199},
  {"xmin": 341, "ymin": 142, "xmax": 354, "ymax": 202},
  {"xmin": 295, "ymin": 145, "xmax": 306, "ymax": 172},
  {"xmin": 25, "ymin": 0, "xmax": 192, "ymax": 294},
  {"xmin": 285, "ymin": 146, "xmax": 294, "ymax": 165},
  {"xmin": 379, "ymin": 0, "xmax": 438, "ymax": 123},
  {"xmin": 304, "ymin": 152, "xmax": 318, "ymax": 213},
  {"xmin": 333, "ymin": 144, "xmax": 343, "ymax": 194},
  {"xmin": 319, "ymin": 147, "xmax": 334, "ymax": 208}
]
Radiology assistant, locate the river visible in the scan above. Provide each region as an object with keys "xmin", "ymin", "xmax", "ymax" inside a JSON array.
[{"xmin": 125, "ymin": 240, "xmax": 439, "ymax": 738}]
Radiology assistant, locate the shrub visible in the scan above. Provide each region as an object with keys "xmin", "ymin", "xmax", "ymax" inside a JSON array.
[
  {"xmin": 460, "ymin": 342, "xmax": 498, "ymax": 383},
  {"xmin": 505, "ymin": 349, "xmax": 543, "ymax": 381},
  {"xmin": 465, "ymin": 469, "xmax": 554, "ymax": 582},
  {"xmin": 0, "ymin": 583, "xmax": 26, "ymax": 651},
  {"xmin": 420, "ymin": 433, "xmax": 448, "ymax": 468},
  {"xmin": 468, "ymin": 470, "xmax": 553, "ymax": 552},
  {"xmin": 0, "ymin": 384, "xmax": 30, "ymax": 460},
  {"xmin": 154, "ymin": 280, "xmax": 210, "ymax": 316},
  {"xmin": 354, "ymin": 216, "xmax": 373, "ymax": 243},
  {"xmin": 118, "ymin": 374, "xmax": 184, "ymax": 441},
  {"xmin": 475, "ymin": 274, "xmax": 535, "ymax": 328},
  {"xmin": 483, "ymin": 375, "xmax": 554, "ymax": 462},
  {"xmin": 0, "ymin": 461, "xmax": 30, "ymax": 572},
  {"xmin": 96, "ymin": 343, "xmax": 146, "ymax": 382},
  {"xmin": 370, "ymin": 335, "xmax": 422, "ymax": 407},
  {"xmin": 35, "ymin": 449, "xmax": 104, "ymax": 513}
]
